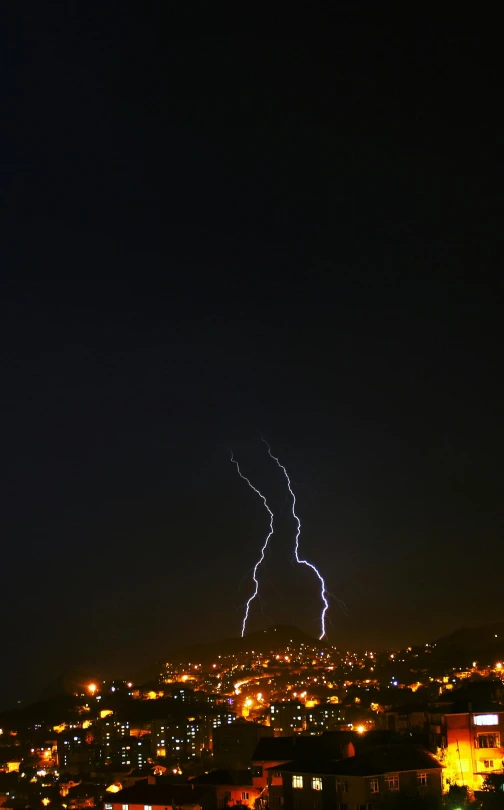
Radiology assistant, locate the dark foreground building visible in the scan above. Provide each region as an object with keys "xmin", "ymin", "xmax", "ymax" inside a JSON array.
[{"xmin": 273, "ymin": 745, "xmax": 443, "ymax": 810}]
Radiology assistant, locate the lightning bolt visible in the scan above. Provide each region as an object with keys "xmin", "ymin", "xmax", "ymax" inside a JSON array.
[
  {"xmin": 262, "ymin": 438, "xmax": 330, "ymax": 640},
  {"xmin": 231, "ymin": 452, "xmax": 274, "ymax": 637}
]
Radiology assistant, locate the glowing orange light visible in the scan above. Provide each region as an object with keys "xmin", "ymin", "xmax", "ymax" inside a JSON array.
[
  {"xmin": 496, "ymin": 662, "xmax": 503, "ymax": 670},
  {"xmin": 87, "ymin": 683, "xmax": 97, "ymax": 695},
  {"xmin": 42, "ymin": 799, "xmax": 51, "ymax": 806},
  {"xmin": 356, "ymin": 725, "xmax": 366, "ymax": 734}
]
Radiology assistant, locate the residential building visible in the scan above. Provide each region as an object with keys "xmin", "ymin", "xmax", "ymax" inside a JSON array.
[
  {"xmin": 270, "ymin": 703, "xmax": 306, "ymax": 736},
  {"xmin": 108, "ymin": 736, "xmax": 151, "ymax": 769},
  {"xmin": 152, "ymin": 719, "xmax": 206, "ymax": 759},
  {"xmin": 251, "ymin": 732, "xmax": 355, "ymax": 790},
  {"xmin": 274, "ymin": 745, "xmax": 443, "ymax": 810},
  {"xmin": 383, "ymin": 703, "xmax": 430, "ymax": 734},
  {"xmin": 437, "ymin": 700, "xmax": 504, "ymax": 790},
  {"xmin": 108, "ymin": 775, "xmax": 260, "ymax": 810},
  {"xmin": 306, "ymin": 704, "xmax": 344, "ymax": 732},
  {"xmin": 213, "ymin": 721, "xmax": 273, "ymax": 768}
]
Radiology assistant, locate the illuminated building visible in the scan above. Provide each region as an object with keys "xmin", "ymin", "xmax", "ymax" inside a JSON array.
[
  {"xmin": 152, "ymin": 718, "xmax": 204, "ymax": 759},
  {"xmin": 437, "ymin": 701, "xmax": 504, "ymax": 790},
  {"xmin": 57, "ymin": 732, "xmax": 95, "ymax": 773},
  {"xmin": 95, "ymin": 717, "xmax": 130, "ymax": 751},
  {"xmin": 273, "ymin": 746, "xmax": 443, "ymax": 810},
  {"xmin": 108, "ymin": 737, "xmax": 150, "ymax": 769},
  {"xmin": 306, "ymin": 704, "xmax": 344, "ymax": 732},
  {"xmin": 270, "ymin": 702, "xmax": 306, "ymax": 736}
]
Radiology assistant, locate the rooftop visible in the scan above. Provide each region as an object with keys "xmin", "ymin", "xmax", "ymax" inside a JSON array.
[
  {"xmin": 110, "ymin": 780, "xmax": 213, "ymax": 806},
  {"xmin": 252, "ymin": 732, "xmax": 355, "ymax": 762},
  {"xmin": 273, "ymin": 745, "xmax": 443, "ymax": 777}
]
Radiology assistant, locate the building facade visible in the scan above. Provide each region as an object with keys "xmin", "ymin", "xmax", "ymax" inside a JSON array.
[
  {"xmin": 438, "ymin": 706, "xmax": 504, "ymax": 791},
  {"xmin": 275, "ymin": 745, "xmax": 443, "ymax": 810}
]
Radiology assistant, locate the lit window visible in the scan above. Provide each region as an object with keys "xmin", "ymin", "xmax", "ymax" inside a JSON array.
[
  {"xmin": 370, "ymin": 778, "xmax": 379, "ymax": 793},
  {"xmin": 144, "ymin": 806, "xmax": 152, "ymax": 810},
  {"xmin": 477, "ymin": 733, "xmax": 500, "ymax": 748},
  {"xmin": 105, "ymin": 805, "xmax": 113, "ymax": 809},
  {"xmin": 292, "ymin": 775, "xmax": 303, "ymax": 789},
  {"xmin": 241, "ymin": 792, "xmax": 249, "ymax": 800},
  {"xmin": 336, "ymin": 780, "xmax": 348, "ymax": 793},
  {"xmin": 483, "ymin": 760, "xmax": 494, "ymax": 769},
  {"xmin": 122, "ymin": 805, "xmax": 128, "ymax": 810},
  {"xmin": 384, "ymin": 775, "xmax": 399, "ymax": 791},
  {"xmin": 474, "ymin": 714, "xmax": 499, "ymax": 726},
  {"xmin": 312, "ymin": 777, "xmax": 322, "ymax": 791},
  {"xmin": 417, "ymin": 774, "xmax": 428, "ymax": 786}
]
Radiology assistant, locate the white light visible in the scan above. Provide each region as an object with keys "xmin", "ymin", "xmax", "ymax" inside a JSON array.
[{"xmin": 474, "ymin": 714, "xmax": 499, "ymax": 726}]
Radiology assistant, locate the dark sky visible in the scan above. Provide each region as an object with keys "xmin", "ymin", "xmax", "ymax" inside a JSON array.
[{"xmin": 1, "ymin": 5, "xmax": 502, "ymax": 706}]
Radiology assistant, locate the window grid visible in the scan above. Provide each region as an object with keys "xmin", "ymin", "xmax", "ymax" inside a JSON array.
[{"xmin": 477, "ymin": 733, "xmax": 500, "ymax": 748}]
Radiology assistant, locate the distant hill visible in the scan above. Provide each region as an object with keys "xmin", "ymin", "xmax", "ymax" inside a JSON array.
[
  {"xmin": 428, "ymin": 622, "xmax": 504, "ymax": 669},
  {"xmin": 38, "ymin": 668, "xmax": 101, "ymax": 700},
  {"xmin": 434, "ymin": 623, "xmax": 504, "ymax": 653},
  {"xmin": 162, "ymin": 624, "xmax": 323, "ymax": 665}
]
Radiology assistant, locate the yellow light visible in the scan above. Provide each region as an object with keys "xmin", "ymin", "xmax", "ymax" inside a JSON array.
[
  {"xmin": 106, "ymin": 784, "xmax": 120, "ymax": 793},
  {"xmin": 496, "ymin": 662, "xmax": 503, "ymax": 670},
  {"xmin": 42, "ymin": 799, "xmax": 51, "ymax": 806},
  {"xmin": 245, "ymin": 698, "xmax": 253, "ymax": 706},
  {"xmin": 356, "ymin": 725, "xmax": 365, "ymax": 734},
  {"xmin": 87, "ymin": 683, "xmax": 97, "ymax": 695},
  {"xmin": 100, "ymin": 710, "xmax": 113, "ymax": 719},
  {"xmin": 257, "ymin": 693, "xmax": 263, "ymax": 701}
]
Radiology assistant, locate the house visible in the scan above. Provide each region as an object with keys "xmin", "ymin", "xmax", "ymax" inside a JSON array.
[
  {"xmin": 272, "ymin": 744, "xmax": 443, "ymax": 809},
  {"xmin": 107, "ymin": 772, "xmax": 260, "ymax": 810},
  {"xmin": 251, "ymin": 732, "xmax": 355, "ymax": 789},
  {"xmin": 106, "ymin": 781, "xmax": 215, "ymax": 810},
  {"xmin": 191, "ymin": 769, "xmax": 261, "ymax": 808},
  {"xmin": 383, "ymin": 702, "xmax": 430, "ymax": 734}
]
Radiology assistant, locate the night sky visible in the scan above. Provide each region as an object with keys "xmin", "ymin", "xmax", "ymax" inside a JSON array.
[{"xmin": 2, "ymin": 6, "xmax": 502, "ymax": 707}]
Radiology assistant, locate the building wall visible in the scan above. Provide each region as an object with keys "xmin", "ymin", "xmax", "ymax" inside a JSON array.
[
  {"xmin": 281, "ymin": 768, "xmax": 442, "ymax": 810},
  {"xmin": 252, "ymin": 760, "xmax": 287, "ymax": 789},
  {"xmin": 213, "ymin": 722, "xmax": 273, "ymax": 769},
  {"xmin": 270, "ymin": 704, "xmax": 306, "ymax": 736},
  {"xmin": 441, "ymin": 712, "xmax": 504, "ymax": 790}
]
